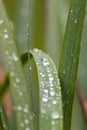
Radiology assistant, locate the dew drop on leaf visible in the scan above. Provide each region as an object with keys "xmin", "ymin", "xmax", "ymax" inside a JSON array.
[
  {"xmin": 17, "ymin": 106, "xmax": 22, "ymax": 111},
  {"xmin": 12, "ymin": 53, "xmax": 18, "ymax": 62},
  {"xmin": 0, "ymin": 19, "xmax": 4, "ymax": 25},
  {"xmin": 42, "ymin": 97, "xmax": 48, "ymax": 102},
  {"xmin": 16, "ymin": 78, "xmax": 20, "ymax": 83},
  {"xmin": 74, "ymin": 19, "xmax": 77, "ymax": 24},
  {"xmin": 50, "ymin": 91, "xmax": 55, "ymax": 96},
  {"xmin": 24, "ymin": 119, "xmax": 29, "ymax": 124},
  {"xmin": 4, "ymin": 34, "xmax": 9, "ymax": 39},
  {"xmin": 20, "ymin": 122, "xmax": 24, "ymax": 127},
  {"xmin": 4, "ymin": 29, "xmax": 8, "ymax": 33},
  {"xmin": 63, "ymin": 70, "xmax": 65, "ymax": 74},
  {"xmin": 25, "ymin": 128, "xmax": 30, "ymax": 130},
  {"xmin": 51, "ymin": 112, "xmax": 60, "ymax": 119}
]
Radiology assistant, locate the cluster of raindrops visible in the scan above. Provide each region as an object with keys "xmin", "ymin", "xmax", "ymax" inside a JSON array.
[
  {"xmin": 0, "ymin": 15, "xmax": 33, "ymax": 129},
  {"xmin": 6, "ymin": 50, "xmax": 31, "ymax": 129},
  {"xmin": 0, "ymin": 19, "xmax": 9, "ymax": 39},
  {"xmin": 70, "ymin": 2, "xmax": 80, "ymax": 25},
  {"xmin": 13, "ymin": 104, "xmax": 32, "ymax": 130},
  {"xmin": 0, "ymin": 3, "xmax": 38, "ymax": 130},
  {"xmin": 32, "ymin": 49, "xmax": 63, "ymax": 130}
]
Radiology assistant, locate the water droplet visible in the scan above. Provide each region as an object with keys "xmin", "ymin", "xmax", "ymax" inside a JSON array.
[
  {"xmin": 36, "ymin": 62, "xmax": 39, "ymax": 65},
  {"xmin": 24, "ymin": 119, "xmax": 29, "ymax": 124},
  {"xmin": 52, "ymin": 100, "xmax": 57, "ymax": 104},
  {"xmin": 70, "ymin": 10, "xmax": 73, "ymax": 13},
  {"xmin": 50, "ymin": 83, "xmax": 54, "ymax": 87},
  {"xmin": 51, "ymin": 121, "xmax": 55, "ymax": 125},
  {"xmin": 0, "ymin": 20, "xmax": 4, "ymax": 25},
  {"xmin": 18, "ymin": 91, "xmax": 23, "ymax": 96},
  {"xmin": 16, "ymin": 78, "xmax": 20, "ymax": 83},
  {"xmin": 40, "ymin": 73, "xmax": 45, "ymax": 78},
  {"xmin": 42, "ymin": 97, "xmax": 48, "ymax": 102},
  {"xmin": 74, "ymin": 19, "xmax": 77, "ymax": 24},
  {"xmin": 5, "ymin": 51, "xmax": 9, "ymax": 55},
  {"xmin": 51, "ymin": 129, "xmax": 55, "ymax": 130},
  {"xmin": 42, "ymin": 59, "xmax": 49, "ymax": 66},
  {"xmin": 20, "ymin": 123, "xmax": 24, "ymax": 127},
  {"xmin": 48, "ymin": 104, "xmax": 51, "ymax": 108},
  {"xmin": 12, "ymin": 53, "xmax": 18, "ymax": 62},
  {"xmin": 51, "ymin": 112, "xmax": 60, "ymax": 119},
  {"xmin": 48, "ymin": 73, "xmax": 51, "ymax": 76},
  {"xmin": 49, "ymin": 77, "xmax": 54, "ymax": 81},
  {"xmin": 50, "ymin": 91, "xmax": 55, "ymax": 96},
  {"xmin": 10, "ymin": 72, "xmax": 15, "ymax": 76},
  {"xmin": 17, "ymin": 106, "xmax": 22, "ymax": 111},
  {"xmin": 34, "ymin": 48, "xmax": 39, "ymax": 53},
  {"xmin": 43, "ymin": 89, "xmax": 48, "ymax": 94},
  {"xmin": 4, "ymin": 34, "xmax": 9, "ymax": 39},
  {"xmin": 41, "ymin": 81, "xmax": 45, "ymax": 87},
  {"xmin": 4, "ymin": 29, "xmax": 8, "ymax": 33},
  {"xmin": 50, "ymin": 87, "xmax": 54, "ymax": 91},
  {"xmin": 63, "ymin": 70, "xmax": 65, "ymax": 74},
  {"xmin": 24, "ymin": 107, "xmax": 29, "ymax": 113},
  {"xmin": 29, "ymin": 66, "xmax": 32, "ymax": 70},
  {"xmin": 25, "ymin": 128, "xmax": 30, "ymax": 130},
  {"xmin": 46, "ymin": 67, "xmax": 50, "ymax": 73},
  {"xmin": 43, "ymin": 62, "xmax": 49, "ymax": 66}
]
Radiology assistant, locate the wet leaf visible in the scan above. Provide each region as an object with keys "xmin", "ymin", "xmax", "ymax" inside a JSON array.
[
  {"xmin": 30, "ymin": 48, "xmax": 63, "ymax": 130},
  {"xmin": 0, "ymin": 1, "xmax": 35, "ymax": 130}
]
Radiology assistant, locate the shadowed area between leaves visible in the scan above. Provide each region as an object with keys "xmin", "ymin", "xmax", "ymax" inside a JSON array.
[{"xmin": 76, "ymin": 82, "xmax": 87, "ymax": 125}]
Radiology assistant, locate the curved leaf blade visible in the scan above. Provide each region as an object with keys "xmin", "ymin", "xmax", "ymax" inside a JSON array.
[
  {"xmin": 0, "ymin": 1, "xmax": 35, "ymax": 130},
  {"xmin": 30, "ymin": 48, "xmax": 63, "ymax": 130}
]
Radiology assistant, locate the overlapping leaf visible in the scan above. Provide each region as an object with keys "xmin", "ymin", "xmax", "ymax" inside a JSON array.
[
  {"xmin": 30, "ymin": 48, "xmax": 63, "ymax": 130},
  {"xmin": 0, "ymin": 1, "xmax": 35, "ymax": 130}
]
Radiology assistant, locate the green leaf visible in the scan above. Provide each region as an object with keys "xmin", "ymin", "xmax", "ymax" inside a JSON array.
[
  {"xmin": 30, "ymin": 48, "xmax": 63, "ymax": 130},
  {"xmin": 0, "ymin": 1, "xmax": 35, "ymax": 130},
  {"xmin": 58, "ymin": 0, "xmax": 87, "ymax": 130},
  {"xmin": 45, "ymin": 0, "xmax": 68, "ymax": 66}
]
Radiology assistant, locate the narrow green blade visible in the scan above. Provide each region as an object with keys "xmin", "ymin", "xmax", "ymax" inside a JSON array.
[
  {"xmin": 0, "ymin": 1, "xmax": 35, "ymax": 130},
  {"xmin": 58, "ymin": 0, "xmax": 87, "ymax": 130},
  {"xmin": 30, "ymin": 48, "xmax": 63, "ymax": 130}
]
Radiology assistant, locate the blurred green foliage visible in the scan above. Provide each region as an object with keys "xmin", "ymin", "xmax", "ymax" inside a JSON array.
[{"xmin": 1, "ymin": 0, "xmax": 87, "ymax": 130}]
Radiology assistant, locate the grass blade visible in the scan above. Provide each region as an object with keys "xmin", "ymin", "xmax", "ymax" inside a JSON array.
[
  {"xmin": 58, "ymin": 0, "xmax": 87, "ymax": 130},
  {"xmin": 30, "ymin": 48, "xmax": 63, "ymax": 130},
  {"xmin": 0, "ymin": 1, "xmax": 35, "ymax": 130}
]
